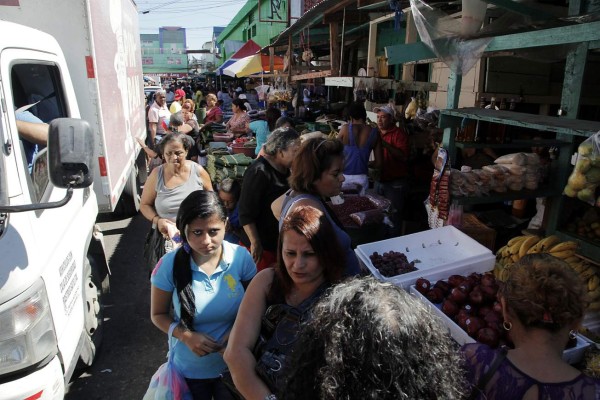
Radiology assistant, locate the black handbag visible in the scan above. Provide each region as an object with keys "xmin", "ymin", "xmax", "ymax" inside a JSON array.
[{"xmin": 143, "ymin": 227, "xmax": 165, "ymax": 273}]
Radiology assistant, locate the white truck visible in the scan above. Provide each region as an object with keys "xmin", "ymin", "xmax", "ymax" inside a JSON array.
[{"xmin": 0, "ymin": 0, "xmax": 147, "ymax": 398}]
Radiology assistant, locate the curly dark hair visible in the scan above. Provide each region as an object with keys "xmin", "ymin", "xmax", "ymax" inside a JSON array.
[
  {"xmin": 500, "ymin": 253, "xmax": 587, "ymax": 333},
  {"xmin": 288, "ymin": 138, "xmax": 344, "ymax": 195},
  {"xmin": 283, "ymin": 277, "xmax": 465, "ymax": 400}
]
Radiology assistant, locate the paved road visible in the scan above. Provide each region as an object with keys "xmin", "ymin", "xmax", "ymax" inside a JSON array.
[{"xmin": 65, "ymin": 213, "xmax": 166, "ymax": 399}]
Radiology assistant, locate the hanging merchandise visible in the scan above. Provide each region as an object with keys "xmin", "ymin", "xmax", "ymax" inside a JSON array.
[
  {"xmin": 388, "ymin": 0, "xmax": 405, "ymax": 31},
  {"xmin": 300, "ymin": 30, "xmax": 313, "ymax": 64},
  {"xmin": 354, "ymin": 79, "xmax": 367, "ymax": 102},
  {"xmin": 426, "ymin": 147, "xmax": 451, "ymax": 228},
  {"xmin": 563, "ymin": 131, "xmax": 600, "ymax": 206}
]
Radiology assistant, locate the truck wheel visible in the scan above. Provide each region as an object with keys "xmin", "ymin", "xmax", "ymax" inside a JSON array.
[
  {"xmin": 77, "ymin": 257, "xmax": 107, "ymax": 368},
  {"xmin": 114, "ymin": 167, "xmax": 141, "ymax": 217}
]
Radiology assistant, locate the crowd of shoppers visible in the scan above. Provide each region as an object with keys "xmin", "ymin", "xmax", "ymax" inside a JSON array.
[{"xmin": 140, "ymin": 82, "xmax": 599, "ymax": 400}]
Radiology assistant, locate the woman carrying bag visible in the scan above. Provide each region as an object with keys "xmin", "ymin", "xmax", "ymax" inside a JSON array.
[
  {"xmin": 150, "ymin": 190, "xmax": 257, "ymax": 400},
  {"xmin": 140, "ymin": 131, "xmax": 213, "ymax": 272}
]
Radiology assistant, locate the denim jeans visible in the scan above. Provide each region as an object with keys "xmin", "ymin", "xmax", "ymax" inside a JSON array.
[
  {"xmin": 375, "ymin": 178, "xmax": 410, "ymax": 236},
  {"xmin": 185, "ymin": 377, "xmax": 235, "ymax": 400}
]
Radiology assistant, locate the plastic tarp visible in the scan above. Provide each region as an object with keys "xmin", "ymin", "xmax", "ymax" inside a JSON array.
[{"xmin": 410, "ymin": 0, "xmax": 492, "ymax": 75}]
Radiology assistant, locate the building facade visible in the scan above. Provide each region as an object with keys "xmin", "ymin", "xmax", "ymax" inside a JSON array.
[{"xmin": 141, "ymin": 26, "xmax": 189, "ymax": 79}]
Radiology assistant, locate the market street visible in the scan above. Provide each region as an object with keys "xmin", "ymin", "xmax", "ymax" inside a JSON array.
[{"xmin": 65, "ymin": 214, "xmax": 166, "ymax": 399}]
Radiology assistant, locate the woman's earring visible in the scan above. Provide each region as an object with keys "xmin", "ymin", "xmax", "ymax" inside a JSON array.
[
  {"xmin": 183, "ymin": 242, "xmax": 191, "ymax": 254},
  {"xmin": 503, "ymin": 321, "xmax": 512, "ymax": 331},
  {"xmin": 569, "ymin": 330, "xmax": 577, "ymax": 340}
]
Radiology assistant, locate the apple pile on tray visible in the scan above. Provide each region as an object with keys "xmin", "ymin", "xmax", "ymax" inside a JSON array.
[{"xmin": 415, "ymin": 272, "xmax": 508, "ymax": 348}]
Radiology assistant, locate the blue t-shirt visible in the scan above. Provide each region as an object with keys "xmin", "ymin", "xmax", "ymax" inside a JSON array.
[
  {"xmin": 249, "ymin": 120, "xmax": 270, "ymax": 155},
  {"xmin": 151, "ymin": 241, "xmax": 256, "ymax": 379},
  {"xmin": 16, "ymin": 111, "xmax": 44, "ymax": 172}
]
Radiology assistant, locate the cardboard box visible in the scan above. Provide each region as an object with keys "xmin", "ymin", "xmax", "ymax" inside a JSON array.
[
  {"xmin": 459, "ymin": 213, "xmax": 496, "ymax": 252},
  {"xmin": 356, "ymin": 226, "xmax": 495, "ymax": 289},
  {"xmin": 409, "ymin": 285, "xmax": 593, "ymax": 364}
]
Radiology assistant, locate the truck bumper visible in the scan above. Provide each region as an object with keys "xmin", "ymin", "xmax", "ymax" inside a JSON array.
[{"xmin": 0, "ymin": 357, "xmax": 65, "ymax": 400}]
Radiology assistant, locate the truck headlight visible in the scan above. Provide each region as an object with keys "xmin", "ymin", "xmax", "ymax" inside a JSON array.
[{"xmin": 0, "ymin": 280, "xmax": 57, "ymax": 375}]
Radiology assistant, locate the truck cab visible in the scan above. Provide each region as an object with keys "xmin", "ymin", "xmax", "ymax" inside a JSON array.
[{"xmin": 0, "ymin": 22, "xmax": 108, "ymax": 400}]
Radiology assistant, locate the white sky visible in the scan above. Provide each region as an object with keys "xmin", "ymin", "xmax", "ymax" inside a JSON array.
[{"xmin": 137, "ymin": 0, "xmax": 247, "ymax": 50}]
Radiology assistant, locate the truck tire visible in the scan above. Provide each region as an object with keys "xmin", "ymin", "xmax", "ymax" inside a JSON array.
[
  {"xmin": 114, "ymin": 166, "xmax": 141, "ymax": 217},
  {"xmin": 77, "ymin": 256, "xmax": 108, "ymax": 368}
]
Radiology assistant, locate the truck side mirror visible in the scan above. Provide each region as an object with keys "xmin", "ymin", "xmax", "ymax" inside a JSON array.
[{"xmin": 48, "ymin": 118, "xmax": 94, "ymax": 189}]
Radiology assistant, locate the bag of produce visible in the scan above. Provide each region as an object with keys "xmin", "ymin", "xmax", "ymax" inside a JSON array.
[
  {"xmin": 495, "ymin": 152, "xmax": 527, "ymax": 165},
  {"xmin": 364, "ymin": 193, "xmax": 392, "ymax": 211},
  {"xmin": 350, "ymin": 209, "xmax": 384, "ymax": 226},
  {"xmin": 563, "ymin": 131, "xmax": 600, "ymax": 206}
]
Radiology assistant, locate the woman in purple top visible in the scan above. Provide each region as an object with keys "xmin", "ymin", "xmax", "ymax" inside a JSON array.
[
  {"xmin": 338, "ymin": 102, "xmax": 382, "ymax": 195},
  {"xmin": 461, "ymin": 253, "xmax": 600, "ymax": 400}
]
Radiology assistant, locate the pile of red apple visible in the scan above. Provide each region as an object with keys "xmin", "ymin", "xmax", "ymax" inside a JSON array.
[{"xmin": 415, "ymin": 272, "xmax": 509, "ymax": 349}]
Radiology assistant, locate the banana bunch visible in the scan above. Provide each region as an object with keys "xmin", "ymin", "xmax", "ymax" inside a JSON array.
[{"xmin": 494, "ymin": 234, "xmax": 600, "ymax": 311}]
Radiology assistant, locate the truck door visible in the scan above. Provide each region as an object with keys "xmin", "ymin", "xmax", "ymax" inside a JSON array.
[{"xmin": 1, "ymin": 49, "xmax": 98, "ymax": 377}]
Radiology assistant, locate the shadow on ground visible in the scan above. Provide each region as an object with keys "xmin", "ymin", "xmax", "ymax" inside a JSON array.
[{"xmin": 66, "ymin": 213, "xmax": 167, "ymax": 399}]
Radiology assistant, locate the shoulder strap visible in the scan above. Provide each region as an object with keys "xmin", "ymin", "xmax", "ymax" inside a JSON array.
[
  {"xmin": 468, "ymin": 346, "xmax": 507, "ymax": 400},
  {"xmin": 348, "ymin": 123, "xmax": 356, "ymax": 146},
  {"xmin": 155, "ymin": 165, "xmax": 164, "ymax": 192},
  {"xmin": 279, "ymin": 191, "xmax": 314, "ymax": 230}
]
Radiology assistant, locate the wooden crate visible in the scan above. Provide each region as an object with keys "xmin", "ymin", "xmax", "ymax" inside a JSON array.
[{"xmin": 459, "ymin": 213, "xmax": 497, "ymax": 252}]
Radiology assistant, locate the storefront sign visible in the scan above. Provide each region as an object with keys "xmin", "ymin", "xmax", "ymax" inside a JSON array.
[{"xmin": 259, "ymin": 0, "xmax": 288, "ymax": 23}]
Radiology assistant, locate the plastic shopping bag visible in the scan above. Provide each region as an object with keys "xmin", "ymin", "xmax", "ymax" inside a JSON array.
[
  {"xmin": 563, "ymin": 131, "xmax": 600, "ymax": 206},
  {"xmin": 143, "ymin": 323, "xmax": 192, "ymax": 400}
]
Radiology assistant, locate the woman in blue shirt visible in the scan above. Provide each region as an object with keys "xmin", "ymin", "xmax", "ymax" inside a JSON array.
[{"xmin": 151, "ymin": 190, "xmax": 257, "ymax": 400}]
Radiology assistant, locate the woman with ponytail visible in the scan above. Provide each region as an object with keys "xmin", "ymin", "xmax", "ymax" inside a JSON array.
[{"xmin": 150, "ymin": 190, "xmax": 257, "ymax": 400}]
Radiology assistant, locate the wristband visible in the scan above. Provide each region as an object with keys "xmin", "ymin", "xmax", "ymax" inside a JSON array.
[{"xmin": 152, "ymin": 215, "xmax": 160, "ymax": 229}]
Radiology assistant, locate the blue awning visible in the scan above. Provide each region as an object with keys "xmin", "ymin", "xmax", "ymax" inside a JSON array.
[{"xmin": 216, "ymin": 59, "xmax": 237, "ymax": 76}]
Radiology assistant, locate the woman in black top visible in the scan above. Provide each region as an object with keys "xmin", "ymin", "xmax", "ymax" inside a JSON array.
[{"xmin": 238, "ymin": 127, "xmax": 300, "ymax": 271}]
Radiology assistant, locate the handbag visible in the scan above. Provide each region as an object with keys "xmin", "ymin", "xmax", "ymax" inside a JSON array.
[
  {"xmin": 143, "ymin": 323, "xmax": 193, "ymax": 400},
  {"xmin": 144, "ymin": 226, "xmax": 166, "ymax": 273}
]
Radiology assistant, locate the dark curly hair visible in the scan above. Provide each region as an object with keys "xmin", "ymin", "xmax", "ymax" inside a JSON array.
[
  {"xmin": 283, "ymin": 277, "xmax": 465, "ymax": 400},
  {"xmin": 173, "ymin": 190, "xmax": 227, "ymax": 330},
  {"xmin": 288, "ymin": 138, "xmax": 344, "ymax": 195},
  {"xmin": 500, "ymin": 253, "xmax": 587, "ymax": 333}
]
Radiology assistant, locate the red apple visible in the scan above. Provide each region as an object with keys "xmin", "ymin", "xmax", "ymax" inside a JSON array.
[
  {"xmin": 469, "ymin": 288, "xmax": 484, "ymax": 305},
  {"xmin": 477, "ymin": 327, "xmax": 500, "ymax": 348},
  {"xmin": 480, "ymin": 272, "xmax": 496, "ymax": 287},
  {"xmin": 434, "ymin": 280, "xmax": 451, "ymax": 295},
  {"xmin": 442, "ymin": 299, "xmax": 460, "ymax": 317},
  {"xmin": 448, "ymin": 275, "xmax": 465, "ymax": 287},
  {"xmin": 465, "ymin": 316, "xmax": 486, "ymax": 337},
  {"xmin": 426, "ymin": 288, "xmax": 444, "ymax": 304},
  {"xmin": 415, "ymin": 278, "xmax": 431, "ymax": 295},
  {"xmin": 449, "ymin": 287, "xmax": 468, "ymax": 304},
  {"xmin": 481, "ymin": 284, "xmax": 498, "ymax": 302}
]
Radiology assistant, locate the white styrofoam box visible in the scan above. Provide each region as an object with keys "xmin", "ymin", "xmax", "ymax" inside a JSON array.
[
  {"xmin": 356, "ymin": 226, "xmax": 495, "ymax": 289},
  {"xmin": 409, "ymin": 285, "xmax": 593, "ymax": 365}
]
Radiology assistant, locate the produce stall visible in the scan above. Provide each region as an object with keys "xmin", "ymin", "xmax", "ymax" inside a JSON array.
[{"xmin": 358, "ymin": 226, "xmax": 600, "ymax": 373}]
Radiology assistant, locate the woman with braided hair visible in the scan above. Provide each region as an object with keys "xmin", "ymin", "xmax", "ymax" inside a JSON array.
[{"xmin": 150, "ymin": 190, "xmax": 256, "ymax": 400}]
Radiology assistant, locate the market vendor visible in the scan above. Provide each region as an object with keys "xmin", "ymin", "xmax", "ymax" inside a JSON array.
[
  {"xmin": 226, "ymin": 99, "xmax": 251, "ymax": 138},
  {"xmin": 199, "ymin": 93, "xmax": 223, "ymax": 132},
  {"xmin": 374, "ymin": 105, "xmax": 409, "ymax": 237}
]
